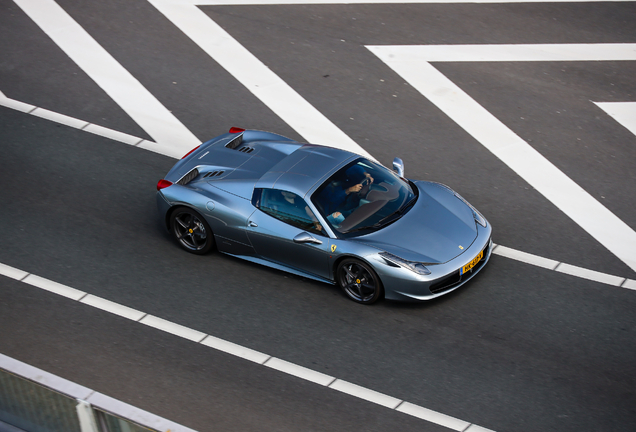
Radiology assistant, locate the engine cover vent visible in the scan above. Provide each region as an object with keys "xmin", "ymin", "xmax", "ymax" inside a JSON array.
[{"xmin": 204, "ymin": 170, "xmax": 225, "ymax": 178}]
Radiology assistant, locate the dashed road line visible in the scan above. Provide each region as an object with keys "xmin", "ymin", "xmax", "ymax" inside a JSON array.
[
  {"xmin": 0, "ymin": 261, "xmax": 494, "ymax": 432},
  {"xmin": 491, "ymin": 244, "xmax": 635, "ymax": 290},
  {"xmin": 0, "ymin": 90, "xmax": 150, "ymax": 149},
  {"xmin": 2, "ymin": 255, "xmax": 636, "ymax": 430}
]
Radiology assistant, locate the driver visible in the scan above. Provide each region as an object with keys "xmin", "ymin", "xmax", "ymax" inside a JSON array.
[{"xmin": 318, "ymin": 164, "xmax": 374, "ymax": 220}]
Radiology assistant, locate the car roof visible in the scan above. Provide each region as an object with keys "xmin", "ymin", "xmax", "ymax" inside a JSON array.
[{"xmin": 254, "ymin": 144, "xmax": 356, "ymax": 199}]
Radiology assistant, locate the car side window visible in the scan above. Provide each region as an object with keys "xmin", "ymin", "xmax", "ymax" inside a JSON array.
[{"xmin": 256, "ymin": 188, "xmax": 324, "ymax": 236}]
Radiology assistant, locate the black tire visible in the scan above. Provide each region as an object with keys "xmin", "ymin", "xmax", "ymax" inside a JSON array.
[
  {"xmin": 169, "ymin": 207, "xmax": 214, "ymax": 254},
  {"xmin": 336, "ymin": 258, "xmax": 383, "ymax": 304}
]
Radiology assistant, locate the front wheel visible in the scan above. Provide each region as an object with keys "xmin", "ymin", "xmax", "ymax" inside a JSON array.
[
  {"xmin": 169, "ymin": 207, "xmax": 214, "ymax": 254},
  {"xmin": 336, "ymin": 259, "xmax": 383, "ymax": 304}
]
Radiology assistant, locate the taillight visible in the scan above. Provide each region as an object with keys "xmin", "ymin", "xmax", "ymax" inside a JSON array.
[
  {"xmin": 181, "ymin": 145, "xmax": 200, "ymax": 159},
  {"xmin": 156, "ymin": 179, "xmax": 173, "ymax": 191},
  {"xmin": 229, "ymin": 127, "xmax": 245, "ymax": 134}
]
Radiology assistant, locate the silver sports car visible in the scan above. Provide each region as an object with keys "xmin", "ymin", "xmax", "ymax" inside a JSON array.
[{"xmin": 156, "ymin": 128, "xmax": 492, "ymax": 304}]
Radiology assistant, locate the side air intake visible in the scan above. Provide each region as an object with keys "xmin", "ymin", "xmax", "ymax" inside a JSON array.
[{"xmin": 176, "ymin": 168, "xmax": 199, "ymax": 186}]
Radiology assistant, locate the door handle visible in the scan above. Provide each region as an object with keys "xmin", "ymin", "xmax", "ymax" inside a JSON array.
[{"xmin": 248, "ymin": 221, "xmax": 258, "ymax": 227}]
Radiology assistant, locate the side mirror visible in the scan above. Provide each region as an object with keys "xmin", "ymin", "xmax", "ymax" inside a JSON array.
[
  {"xmin": 392, "ymin": 157, "xmax": 405, "ymax": 177},
  {"xmin": 293, "ymin": 232, "xmax": 322, "ymax": 245}
]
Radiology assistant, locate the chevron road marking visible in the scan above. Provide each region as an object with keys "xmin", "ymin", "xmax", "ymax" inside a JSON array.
[
  {"xmin": 367, "ymin": 44, "xmax": 636, "ymax": 273},
  {"xmin": 13, "ymin": 0, "xmax": 201, "ymax": 159}
]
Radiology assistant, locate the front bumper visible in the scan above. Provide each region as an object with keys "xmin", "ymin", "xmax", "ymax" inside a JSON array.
[{"xmin": 373, "ymin": 231, "xmax": 493, "ymax": 302}]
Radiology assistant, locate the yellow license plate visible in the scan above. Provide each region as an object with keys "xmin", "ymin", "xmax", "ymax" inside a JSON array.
[{"xmin": 461, "ymin": 250, "xmax": 484, "ymax": 275}]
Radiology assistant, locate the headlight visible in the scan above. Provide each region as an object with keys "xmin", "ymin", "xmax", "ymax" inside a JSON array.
[
  {"xmin": 379, "ymin": 252, "xmax": 431, "ymax": 275},
  {"xmin": 454, "ymin": 192, "xmax": 487, "ymax": 228}
]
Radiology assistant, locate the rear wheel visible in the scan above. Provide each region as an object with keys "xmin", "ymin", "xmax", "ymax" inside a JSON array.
[
  {"xmin": 169, "ymin": 207, "xmax": 214, "ymax": 254},
  {"xmin": 336, "ymin": 259, "xmax": 383, "ymax": 304}
]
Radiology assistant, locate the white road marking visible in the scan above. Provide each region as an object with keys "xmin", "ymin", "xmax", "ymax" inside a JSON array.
[
  {"xmin": 22, "ymin": 274, "xmax": 87, "ymax": 301},
  {"xmin": 0, "ymin": 262, "xmax": 29, "ymax": 280},
  {"xmin": 0, "ymin": 353, "xmax": 197, "ymax": 432},
  {"xmin": 147, "ymin": 0, "xmax": 372, "ymax": 159},
  {"xmin": 3, "ymin": 255, "xmax": 635, "ymax": 429},
  {"xmin": 139, "ymin": 314, "xmax": 208, "ymax": 342},
  {"xmin": 30, "ymin": 107, "xmax": 89, "ymax": 129},
  {"xmin": 0, "ymin": 93, "xmax": 149, "ymax": 148},
  {"xmin": 329, "ymin": 379, "xmax": 403, "ymax": 409},
  {"xmin": 595, "ymin": 102, "xmax": 636, "ymax": 137},
  {"xmin": 396, "ymin": 402, "xmax": 471, "ymax": 431},
  {"xmin": 264, "ymin": 357, "xmax": 336, "ymax": 386},
  {"xmin": 555, "ymin": 263, "xmax": 626, "ymax": 287},
  {"xmin": 465, "ymin": 425, "xmax": 497, "ymax": 432},
  {"xmin": 367, "ymin": 44, "xmax": 636, "ymax": 273},
  {"xmin": 80, "ymin": 294, "xmax": 147, "ymax": 321},
  {"xmin": 491, "ymin": 245, "xmax": 559, "ymax": 270},
  {"xmin": 0, "ymin": 260, "xmax": 490, "ymax": 430},
  {"xmin": 82, "ymin": 124, "xmax": 144, "ymax": 146},
  {"xmin": 13, "ymin": 0, "xmax": 201, "ymax": 159},
  {"xmin": 0, "ymin": 90, "xmax": 36, "ymax": 113},
  {"xmin": 200, "ymin": 335, "xmax": 271, "ymax": 363}
]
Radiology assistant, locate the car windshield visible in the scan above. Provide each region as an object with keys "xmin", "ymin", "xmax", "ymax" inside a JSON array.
[{"xmin": 312, "ymin": 158, "xmax": 417, "ymax": 237}]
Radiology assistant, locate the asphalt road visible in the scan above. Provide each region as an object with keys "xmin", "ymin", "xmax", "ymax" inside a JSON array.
[{"xmin": 1, "ymin": 1, "xmax": 635, "ymax": 431}]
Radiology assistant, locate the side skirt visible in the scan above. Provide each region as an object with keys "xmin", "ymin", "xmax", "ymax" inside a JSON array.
[{"xmin": 220, "ymin": 252, "xmax": 335, "ymax": 285}]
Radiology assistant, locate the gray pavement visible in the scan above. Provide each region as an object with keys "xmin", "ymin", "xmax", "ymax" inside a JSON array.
[{"xmin": 1, "ymin": 1, "xmax": 635, "ymax": 431}]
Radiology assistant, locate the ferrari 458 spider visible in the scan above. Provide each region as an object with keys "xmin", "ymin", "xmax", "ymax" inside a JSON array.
[{"xmin": 157, "ymin": 128, "xmax": 492, "ymax": 304}]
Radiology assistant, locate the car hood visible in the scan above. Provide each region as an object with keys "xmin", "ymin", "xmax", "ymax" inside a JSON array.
[{"xmin": 352, "ymin": 181, "xmax": 478, "ymax": 264}]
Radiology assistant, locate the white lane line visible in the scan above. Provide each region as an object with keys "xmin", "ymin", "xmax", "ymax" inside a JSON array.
[
  {"xmin": 396, "ymin": 402, "xmax": 470, "ymax": 431},
  {"xmin": 83, "ymin": 124, "xmax": 145, "ymax": 146},
  {"xmin": 80, "ymin": 294, "xmax": 147, "ymax": 321},
  {"xmin": 22, "ymin": 274, "xmax": 87, "ymax": 301},
  {"xmin": 1, "ymin": 262, "xmax": 491, "ymax": 431},
  {"xmin": 555, "ymin": 263, "xmax": 626, "ymax": 287},
  {"xmin": 329, "ymin": 379, "xmax": 403, "ymax": 409},
  {"xmin": 0, "ymin": 90, "xmax": 36, "ymax": 113},
  {"xmin": 147, "ymin": 0, "xmax": 372, "ymax": 159},
  {"xmin": 0, "ymin": 93, "xmax": 149, "ymax": 149},
  {"xmin": 367, "ymin": 44, "xmax": 636, "ymax": 273},
  {"xmin": 465, "ymin": 425, "xmax": 497, "ymax": 432},
  {"xmin": 595, "ymin": 102, "xmax": 636, "ymax": 137},
  {"xmin": 492, "ymin": 245, "xmax": 559, "ymax": 270},
  {"xmin": 264, "ymin": 357, "xmax": 336, "ymax": 386},
  {"xmin": 13, "ymin": 0, "xmax": 201, "ymax": 159},
  {"xmin": 0, "ymin": 354, "xmax": 197, "ymax": 432},
  {"xmin": 139, "ymin": 314, "xmax": 208, "ymax": 342},
  {"xmin": 30, "ymin": 107, "xmax": 89, "ymax": 129},
  {"xmin": 622, "ymin": 279, "xmax": 636, "ymax": 290},
  {"xmin": 0, "ymin": 262, "xmax": 29, "ymax": 281},
  {"xmin": 200, "ymin": 335, "xmax": 271, "ymax": 364}
]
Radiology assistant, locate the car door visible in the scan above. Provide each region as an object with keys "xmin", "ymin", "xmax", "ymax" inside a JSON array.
[{"xmin": 246, "ymin": 189, "xmax": 332, "ymax": 280}]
